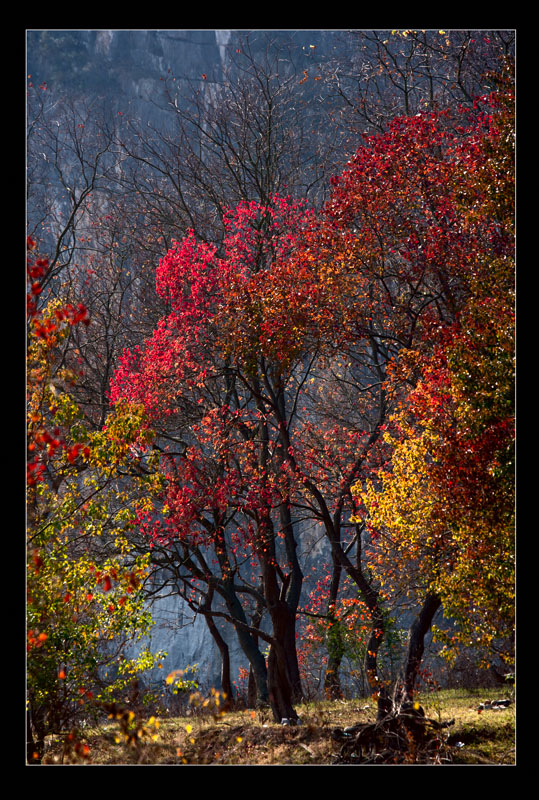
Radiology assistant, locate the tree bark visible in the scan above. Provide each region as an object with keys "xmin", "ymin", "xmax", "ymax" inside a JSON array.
[
  {"xmin": 402, "ymin": 592, "xmax": 441, "ymax": 700},
  {"xmin": 267, "ymin": 642, "xmax": 299, "ymax": 723},
  {"xmin": 225, "ymin": 595, "xmax": 269, "ymax": 708},
  {"xmin": 323, "ymin": 559, "xmax": 344, "ymax": 699},
  {"xmin": 262, "ymin": 550, "xmax": 300, "ymax": 722},
  {"xmin": 247, "ymin": 597, "xmax": 265, "ymax": 708},
  {"xmin": 278, "ymin": 500, "xmax": 304, "ymax": 703},
  {"xmin": 201, "ymin": 585, "xmax": 234, "ymax": 704}
]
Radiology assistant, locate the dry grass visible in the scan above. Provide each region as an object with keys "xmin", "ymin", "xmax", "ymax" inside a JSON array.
[
  {"xmin": 422, "ymin": 688, "xmax": 516, "ymax": 765},
  {"xmin": 41, "ymin": 687, "xmax": 515, "ymax": 766}
]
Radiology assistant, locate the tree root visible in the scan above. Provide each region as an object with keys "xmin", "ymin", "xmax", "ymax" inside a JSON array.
[{"xmin": 331, "ymin": 701, "xmax": 455, "ymax": 764}]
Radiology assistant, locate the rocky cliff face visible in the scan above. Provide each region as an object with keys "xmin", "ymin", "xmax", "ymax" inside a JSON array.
[
  {"xmin": 27, "ymin": 29, "xmax": 341, "ymax": 103},
  {"xmin": 28, "ymin": 30, "xmax": 224, "ymax": 85},
  {"xmin": 28, "ymin": 29, "xmax": 235, "ymax": 124}
]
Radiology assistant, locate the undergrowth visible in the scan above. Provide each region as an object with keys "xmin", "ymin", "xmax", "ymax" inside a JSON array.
[{"xmin": 39, "ymin": 687, "xmax": 515, "ymax": 766}]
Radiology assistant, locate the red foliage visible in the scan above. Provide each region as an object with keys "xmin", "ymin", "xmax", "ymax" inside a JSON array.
[{"xmin": 27, "ymin": 237, "xmax": 90, "ymax": 486}]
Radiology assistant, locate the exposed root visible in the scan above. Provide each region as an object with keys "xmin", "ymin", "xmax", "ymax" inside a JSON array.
[{"xmin": 331, "ymin": 700, "xmax": 455, "ymax": 764}]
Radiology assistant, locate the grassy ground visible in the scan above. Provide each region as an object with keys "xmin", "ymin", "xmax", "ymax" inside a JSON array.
[{"xmin": 42, "ymin": 687, "xmax": 515, "ymax": 766}]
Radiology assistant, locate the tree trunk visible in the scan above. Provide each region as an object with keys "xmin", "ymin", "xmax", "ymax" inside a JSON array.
[
  {"xmin": 247, "ymin": 667, "xmax": 258, "ymax": 709},
  {"xmin": 262, "ymin": 554, "xmax": 300, "ymax": 722},
  {"xmin": 211, "ymin": 528, "xmax": 270, "ymax": 709},
  {"xmin": 201, "ymin": 587, "xmax": 235, "ymax": 704},
  {"xmin": 219, "ymin": 580, "xmax": 269, "ymax": 708},
  {"xmin": 247, "ymin": 597, "xmax": 265, "ymax": 709},
  {"xmin": 334, "ymin": 528, "xmax": 386, "ymax": 707},
  {"xmin": 324, "ymin": 649, "xmax": 345, "ymax": 699},
  {"xmin": 231, "ymin": 619, "xmax": 269, "ymax": 709},
  {"xmin": 278, "ymin": 500, "xmax": 304, "ymax": 703},
  {"xmin": 402, "ymin": 592, "xmax": 441, "ymax": 700},
  {"xmin": 282, "ymin": 612, "xmax": 303, "ymax": 703},
  {"xmin": 267, "ymin": 636, "xmax": 299, "ymax": 723},
  {"xmin": 323, "ymin": 559, "xmax": 345, "ymax": 699}
]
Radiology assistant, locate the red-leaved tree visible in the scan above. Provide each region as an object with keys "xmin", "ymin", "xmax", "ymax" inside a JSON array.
[{"xmin": 109, "ymin": 197, "xmax": 323, "ymax": 722}]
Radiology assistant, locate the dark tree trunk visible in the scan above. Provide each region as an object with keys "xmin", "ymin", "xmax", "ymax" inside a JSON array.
[
  {"xmin": 210, "ymin": 527, "xmax": 270, "ymax": 709},
  {"xmin": 282, "ymin": 612, "xmax": 303, "ymax": 703},
  {"xmin": 247, "ymin": 667, "xmax": 258, "ymax": 709},
  {"xmin": 262, "ymin": 551, "xmax": 300, "ymax": 722},
  {"xmin": 278, "ymin": 500, "xmax": 304, "ymax": 703},
  {"xmin": 267, "ymin": 634, "xmax": 299, "ymax": 723},
  {"xmin": 402, "ymin": 592, "xmax": 441, "ymax": 700},
  {"xmin": 231, "ymin": 618, "xmax": 270, "ymax": 709},
  {"xmin": 247, "ymin": 597, "xmax": 265, "ymax": 709},
  {"xmin": 324, "ymin": 630, "xmax": 346, "ymax": 699},
  {"xmin": 323, "ymin": 559, "xmax": 344, "ymax": 699},
  {"xmin": 219, "ymin": 579, "xmax": 269, "ymax": 708},
  {"xmin": 201, "ymin": 586, "xmax": 234, "ymax": 704},
  {"xmin": 324, "ymin": 644, "xmax": 345, "ymax": 699}
]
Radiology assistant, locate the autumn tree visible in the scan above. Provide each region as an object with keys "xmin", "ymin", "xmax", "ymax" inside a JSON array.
[
  {"xmin": 26, "ymin": 239, "xmax": 163, "ymax": 763},
  {"xmin": 108, "ymin": 196, "xmax": 330, "ymax": 721},
  {"xmin": 357, "ymin": 78, "xmax": 515, "ymax": 694},
  {"xmin": 261, "ymin": 61, "xmax": 514, "ymax": 709},
  {"xmin": 108, "ymin": 175, "xmax": 413, "ymax": 719}
]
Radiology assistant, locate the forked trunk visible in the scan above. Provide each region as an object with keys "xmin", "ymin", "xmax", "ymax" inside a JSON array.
[{"xmin": 263, "ymin": 558, "xmax": 300, "ymax": 722}]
